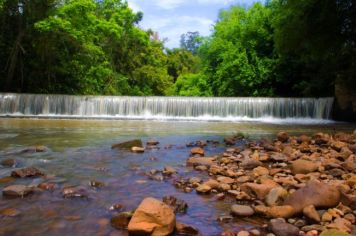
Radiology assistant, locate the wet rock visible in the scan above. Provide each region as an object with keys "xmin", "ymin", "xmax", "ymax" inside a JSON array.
[
  {"xmin": 291, "ymin": 159, "xmax": 319, "ymax": 174},
  {"xmin": 163, "ymin": 166, "xmax": 177, "ymax": 176},
  {"xmin": 89, "ymin": 180, "xmax": 105, "ymax": 188},
  {"xmin": 303, "ymin": 205, "xmax": 321, "ymax": 222},
  {"xmin": 186, "ymin": 157, "xmax": 214, "ymax": 167},
  {"xmin": 277, "ymin": 132, "xmax": 289, "ymax": 143},
  {"xmin": 224, "ymin": 136, "xmax": 236, "ymax": 146},
  {"xmin": 188, "ymin": 177, "xmax": 201, "ymax": 185},
  {"xmin": 147, "ymin": 139, "xmax": 159, "ymax": 146},
  {"xmin": 111, "ymin": 212, "xmax": 133, "ymax": 229},
  {"xmin": 269, "ymin": 218, "xmax": 299, "ymax": 236},
  {"xmin": 38, "ymin": 182, "xmax": 56, "ymax": 191},
  {"xmin": 283, "ymin": 180, "xmax": 341, "ymax": 213},
  {"xmin": 61, "ymin": 186, "xmax": 88, "ymax": 199},
  {"xmin": 111, "ymin": 139, "xmax": 143, "ymax": 150},
  {"xmin": 11, "ymin": 167, "xmax": 45, "ymax": 178},
  {"xmin": 175, "ymin": 222, "xmax": 200, "ymax": 235},
  {"xmin": 319, "ymin": 229, "xmax": 350, "ymax": 236},
  {"xmin": 162, "ymin": 196, "xmax": 188, "ymax": 214},
  {"xmin": 231, "ymin": 204, "xmax": 254, "ymax": 217},
  {"xmin": 2, "ymin": 185, "xmax": 33, "ymax": 197},
  {"xmin": 0, "ymin": 208, "xmax": 21, "ymax": 217},
  {"xmin": 196, "ymin": 184, "xmax": 211, "ymax": 194},
  {"xmin": 64, "ymin": 215, "xmax": 82, "ymax": 221},
  {"xmin": 0, "ymin": 176, "xmax": 15, "ymax": 184},
  {"xmin": 190, "ymin": 147, "xmax": 204, "ymax": 156},
  {"xmin": 217, "ymin": 215, "xmax": 233, "ymax": 223},
  {"xmin": 265, "ymin": 187, "xmax": 288, "ymax": 206},
  {"xmin": 128, "ymin": 197, "xmax": 175, "ymax": 236},
  {"xmin": 131, "ymin": 146, "xmax": 145, "ymax": 153},
  {"xmin": 240, "ymin": 159, "xmax": 263, "ymax": 170},
  {"xmin": 0, "ymin": 159, "xmax": 17, "ymax": 167},
  {"xmin": 255, "ymin": 205, "xmax": 295, "ymax": 219}
]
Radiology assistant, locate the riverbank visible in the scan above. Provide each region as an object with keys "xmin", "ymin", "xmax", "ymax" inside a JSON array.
[{"xmin": 0, "ymin": 120, "xmax": 355, "ymax": 235}]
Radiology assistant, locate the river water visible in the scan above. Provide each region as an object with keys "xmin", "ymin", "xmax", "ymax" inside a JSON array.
[{"xmin": 0, "ymin": 118, "xmax": 355, "ymax": 236}]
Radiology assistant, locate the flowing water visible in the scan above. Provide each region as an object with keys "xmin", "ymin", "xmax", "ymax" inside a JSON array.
[{"xmin": 0, "ymin": 93, "xmax": 353, "ymax": 235}]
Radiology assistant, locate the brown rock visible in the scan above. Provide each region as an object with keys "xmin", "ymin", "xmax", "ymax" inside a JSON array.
[
  {"xmin": 241, "ymin": 180, "xmax": 279, "ymax": 200},
  {"xmin": 191, "ymin": 147, "xmax": 204, "ymax": 156},
  {"xmin": 231, "ymin": 204, "xmax": 254, "ymax": 217},
  {"xmin": 253, "ymin": 166, "xmax": 269, "ymax": 176},
  {"xmin": 162, "ymin": 196, "xmax": 188, "ymax": 214},
  {"xmin": 217, "ymin": 176, "xmax": 235, "ymax": 184},
  {"xmin": 61, "ymin": 186, "xmax": 88, "ymax": 199},
  {"xmin": 255, "ymin": 205, "xmax": 295, "ymax": 218},
  {"xmin": 186, "ymin": 157, "xmax": 214, "ymax": 167},
  {"xmin": 147, "ymin": 139, "xmax": 159, "ymax": 146},
  {"xmin": 175, "ymin": 222, "xmax": 200, "ymax": 235},
  {"xmin": 321, "ymin": 212, "xmax": 333, "ymax": 222},
  {"xmin": 237, "ymin": 231, "xmax": 250, "ymax": 236},
  {"xmin": 128, "ymin": 197, "xmax": 175, "ymax": 236},
  {"xmin": 303, "ymin": 205, "xmax": 321, "ymax": 222},
  {"xmin": 2, "ymin": 185, "xmax": 33, "ymax": 197},
  {"xmin": 204, "ymin": 179, "xmax": 220, "ymax": 189},
  {"xmin": 265, "ymin": 187, "xmax": 288, "ymax": 206},
  {"xmin": 163, "ymin": 166, "xmax": 177, "ymax": 175},
  {"xmin": 291, "ymin": 159, "xmax": 319, "ymax": 174},
  {"xmin": 111, "ymin": 212, "xmax": 133, "ymax": 229},
  {"xmin": 0, "ymin": 208, "xmax": 21, "ymax": 217},
  {"xmin": 283, "ymin": 180, "xmax": 341, "ymax": 213},
  {"xmin": 11, "ymin": 167, "xmax": 45, "ymax": 178},
  {"xmin": 196, "ymin": 184, "xmax": 211, "ymax": 194},
  {"xmin": 0, "ymin": 159, "xmax": 17, "ymax": 167},
  {"xmin": 38, "ymin": 182, "xmax": 57, "ymax": 191},
  {"xmin": 240, "ymin": 159, "xmax": 263, "ymax": 170},
  {"xmin": 219, "ymin": 230, "xmax": 236, "ymax": 236},
  {"xmin": 112, "ymin": 139, "xmax": 143, "ymax": 149},
  {"xmin": 277, "ymin": 132, "xmax": 289, "ymax": 143},
  {"xmin": 326, "ymin": 218, "xmax": 352, "ymax": 233}
]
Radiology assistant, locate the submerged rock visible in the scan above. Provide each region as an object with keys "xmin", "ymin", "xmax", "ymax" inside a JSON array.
[
  {"xmin": 2, "ymin": 185, "xmax": 33, "ymax": 198},
  {"xmin": 111, "ymin": 212, "xmax": 133, "ymax": 229},
  {"xmin": 0, "ymin": 208, "xmax": 21, "ymax": 217},
  {"xmin": 0, "ymin": 159, "xmax": 17, "ymax": 167},
  {"xmin": 111, "ymin": 139, "xmax": 143, "ymax": 150},
  {"xmin": 128, "ymin": 197, "xmax": 176, "ymax": 236},
  {"xmin": 175, "ymin": 222, "xmax": 200, "ymax": 235},
  {"xmin": 11, "ymin": 167, "xmax": 45, "ymax": 178},
  {"xmin": 162, "ymin": 196, "xmax": 188, "ymax": 214},
  {"xmin": 61, "ymin": 186, "xmax": 88, "ymax": 199},
  {"xmin": 190, "ymin": 147, "xmax": 204, "ymax": 156}
]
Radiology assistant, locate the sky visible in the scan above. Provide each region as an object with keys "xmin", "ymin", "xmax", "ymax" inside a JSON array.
[{"xmin": 127, "ymin": 0, "xmax": 263, "ymax": 48}]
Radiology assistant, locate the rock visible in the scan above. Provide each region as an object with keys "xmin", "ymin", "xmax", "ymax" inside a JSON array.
[
  {"xmin": 112, "ymin": 139, "xmax": 143, "ymax": 149},
  {"xmin": 2, "ymin": 185, "xmax": 33, "ymax": 197},
  {"xmin": 265, "ymin": 187, "xmax": 289, "ymax": 206},
  {"xmin": 314, "ymin": 133, "xmax": 330, "ymax": 145},
  {"xmin": 240, "ymin": 159, "xmax": 263, "ymax": 170},
  {"xmin": 162, "ymin": 196, "xmax": 188, "ymax": 214},
  {"xmin": 231, "ymin": 204, "xmax": 254, "ymax": 217},
  {"xmin": 188, "ymin": 177, "xmax": 201, "ymax": 185},
  {"xmin": 277, "ymin": 132, "xmax": 289, "ymax": 143},
  {"xmin": 0, "ymin": 159, "xmax": 17, "ymax": 167},
  {"xmin": 194, "ymin": 165, "xmax": 208, "ymax": 171},
  {"xmin": 38, "ymin": 182, "xmax": 56, "ymax": 191},
  {"xmin": 255, "ymin": 205, "xmax": 295, "ymax": 219},
  {"xmin": 301, "ymin": 225, "xmax": 325, "ymax": 232},
  {"xmin": 131, "ymin": 146, "xmax": 145, "ymax": 153},
  {"xmin": 196, "ymin": 184, "xmax": 211, "ymax": 194},
  {"xmin": 217, "ymin": 176, "xmax": 235, "ymax": 184},
  {"xmin": 250, "ymin": 229, "xmax": 261, "ymax": 236},
  {"xmin": 175, "ymin": 222, "xmax": 200, "ymax": 235},
  {"xmin": 89, "ymin": 180, "xmax": 105, "ymax": 188},
  {"xmin": 283, "ymin": 180, "xmax": 341, "ymax": 213},
  {"xmin": 147, "ymin": 139, "xmax": 159, "ymax": 146},
  {"xmin": 303, "ymin": 205, "xmax": 321, "ymax": 222},
  {"xmin": 326, "ymin": 218, "xmax": 352, "ymax": 233},
  {"xmin": 128, "ymin": 197, "xmax": 175, "ymax": 236},
  {"xmin": 321, "ymin": 212, "xmax": 333, "ymax": 222},
  {"xmin": 186, "ymin": 157, "xmax": 215, "ymax": 167},
  {"xmin": 269, "ymin": 218, "xmax": 299, "ymax": 236},
  {"xmin": 11, "ymin": 167, "xmax": 45, "ymax": 178},
  {"xmin": 61, "ymin": 186, "xmax": 88, "ymax": 199},
  {"xmin": 253, "ymin": 166, "xmax": 269, "ymax": 176},
  {"xmin": 109, "ymin": 204, "xmax": 124, "ymax": 211},
  {"xmin": 319, "ymin": 229, "xmax": 350, "ymax": 236},
  {"xmin": 191, "ymin": 147, "xmax": 204, "ymax": 156},
  {"xmin": 237, "ymin": 231, "xmax": 250, "ymax": 236},
  {"xmin": 163, "ymin": 166, "xmax": 177, "ymax": 175},
  {"xmin": 298, "ymin": 135, "xmax": 312, "ymax": 144},
  {"xmin": 224, "ymin": 136, "xmax": 236, "ymax": 146},
  {"xmin": 0, "ymin": 208, "xmax": 21, "ymax": 217},
  {"xmin": 291, "ymin": 159, "xmax": 319, "ymax": 174},
  {"xmin": 241, "ymin": 180, "xmax": 279, "ymax": 200},
  {"xmin": 204, "ymin": 179, "xmax": 220, "ymax": 189},
  {"xmin": 111, "ymin": 212, "xmax": 133, "ymax": 229},
  {"xmin": 219, "ymin": 230, "xmax": 236, "ymax": 236}
]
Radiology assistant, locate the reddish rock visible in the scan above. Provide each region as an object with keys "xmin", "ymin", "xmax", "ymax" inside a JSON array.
[
  {"xmin": 186, "ymin": 157, "xmax": 214, "ymax": 167},
  {"xmin": 241, "ymin": 180, "xmax": 279, "ymax": 200},
  {"xmin": 284, "ymin": 180, "xmax": 341, "ymax": 213},
  {"xmin": 0, "ymin": 208, "xmax": 21, "ymax": 217},
  {"xmin": 128, "ymin": 197, "xmax": 175, "ymax": 236},
  {"xmin": 191, "ymin": 147, "xmax": 204, "ymax": 156},
  {"xmin": 291, "ymin": 159, "xmax": 319, "ymax": 174},
  {"xmin": 303, "ymin": 205, "xmax": 321, "ymax": 222},
  {"xmin": 277, "ymin": 132, "xmax": 289, "ymax": 143},
  {"xmin": 255, "ymin": 205, "xmax": 295, "ymax": 218}
]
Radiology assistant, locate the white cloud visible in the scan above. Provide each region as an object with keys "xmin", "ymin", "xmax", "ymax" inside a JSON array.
[{"xmin": 127, "ymin": 1, "xmax": 142, "ymax": 12}]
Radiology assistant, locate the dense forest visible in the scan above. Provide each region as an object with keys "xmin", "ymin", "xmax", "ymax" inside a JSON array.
[{"xmin": 0, "ymin": 0, "xmax": 355, "ymax": 97}]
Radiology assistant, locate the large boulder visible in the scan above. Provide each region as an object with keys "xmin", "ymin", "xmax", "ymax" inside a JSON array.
[
  {"xmin": 112, "ymin": 139, "xmax": 143, "ymax": 150},
  {"xmin": 128, "ymin": 197, "xmax": 175, "ymax": 236},
  {"xmin": 283, "ymin": 180, "xmax": 341, "ymax": 213}
]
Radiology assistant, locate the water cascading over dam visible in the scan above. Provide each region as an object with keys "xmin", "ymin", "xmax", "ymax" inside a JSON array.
[{"xmin": 0, "ymin": 93, "xmax": 334, "ymax": 122}]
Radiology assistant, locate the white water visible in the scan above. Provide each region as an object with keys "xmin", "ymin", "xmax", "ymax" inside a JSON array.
[{"xmin": 0, "ymin": 93, "xmax": 334, "ymax": 123}]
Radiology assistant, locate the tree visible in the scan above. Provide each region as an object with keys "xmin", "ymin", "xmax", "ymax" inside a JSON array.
[{"xmin": 180, "ymin": 31, "xmax": 202, "ymax": 55}]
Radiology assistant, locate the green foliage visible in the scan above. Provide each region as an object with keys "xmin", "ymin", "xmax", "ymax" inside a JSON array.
[
  {"xmin": 180, "ymin": 31, "xmax": 202, "ymax": 55},
  {"xmin": 167, "ymin": 73, "xmax": 211, "ymax": 96}
]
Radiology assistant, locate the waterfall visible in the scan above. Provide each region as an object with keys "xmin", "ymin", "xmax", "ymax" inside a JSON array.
[{"xmin": 0, "ymin": 93, "xmax": 334, "ymax": 122}]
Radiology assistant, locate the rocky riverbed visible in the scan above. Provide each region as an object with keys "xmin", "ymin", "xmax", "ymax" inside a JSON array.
[{"xmin": 0, "ymin": 128, "xmax": 355, "ymax": 236}]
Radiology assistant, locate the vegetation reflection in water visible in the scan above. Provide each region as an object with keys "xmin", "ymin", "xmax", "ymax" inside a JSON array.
[{"xmin": 0, "ymin": 119, "xmax": 355, "ymax": 235}]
